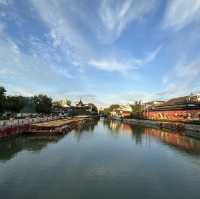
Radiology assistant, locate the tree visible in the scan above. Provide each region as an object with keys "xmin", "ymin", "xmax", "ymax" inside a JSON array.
[
  {"xmin": 88, "ymin": 103, "xmax": 98, "ymax": 113},
  {"xmin": 101, "ymin": 104, "xmax": 120, "ymax": 117},
  {"xmin": 109, "ymin": 104, "xmax": 120, "ymax": 110},
  {"xmin": 130, "ymin": 101, "xmax": 144, "ymax": 119},
  {"xmin": 20, "ymin": 97, "xmax": 36, "ymax": 113},
  {"xmin": 33, "ymin": 95, "xmax": 52, "ymax": 114},
  {"xmin": 6, "ymin": 96, "xmax": 25, "ymax": 113},
  {"xmin": 0, "ymin": 87, "xmax": 6, "ymax": 114},
  {"xmin": 66, "ymin": 99, "xmax": 71, "ymax": 106}
]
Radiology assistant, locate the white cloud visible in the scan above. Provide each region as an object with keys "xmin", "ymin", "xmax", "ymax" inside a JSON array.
[
  {"xmin": 98, "ymin": 0, "xmax": 156, "ymax": 42},
  {"xmin": 30, "ymin": 0, "xmax": 93, "ymax": 62},
  {"xmin": 164, "ymin": 0, "xmax": 200, "ymax": 30},
  {"xmin": 160, "ymin": 59, "xmax": 200, "ymax": 98},
  {"xmin": 88, "ymin": 58, "xmax": 135, "ymax": 72},
  {"xmin": 30, "ymin": 0, "xmax": 161, "ymax": 75},
  {"xmin": 88, "ymin": 47, "xmax": 161, "ymax": 73},
  {"xmin": 0, "ymin": 22, "xmax": 74, "ymax": 89}
]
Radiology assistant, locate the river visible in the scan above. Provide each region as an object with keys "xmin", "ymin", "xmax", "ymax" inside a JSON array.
[{"xmin": 0, "ymin": 119, "xmax": 200, "ymax": 199}]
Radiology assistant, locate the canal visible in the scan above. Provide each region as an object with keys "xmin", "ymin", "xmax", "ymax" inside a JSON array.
[{"xmin": 0, "ymin": 119, "xmax": 200, "ymax": 199}]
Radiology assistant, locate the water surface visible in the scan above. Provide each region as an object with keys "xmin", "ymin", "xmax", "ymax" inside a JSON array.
[{"xmin": 0, "ymin": 119, "xmax": 200, "ymax": 199}]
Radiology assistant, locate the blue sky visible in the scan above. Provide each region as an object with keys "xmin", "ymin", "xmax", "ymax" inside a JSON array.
[{"xmin": 0, "ymin": 0, "xmax": 200, "ymax": 106}]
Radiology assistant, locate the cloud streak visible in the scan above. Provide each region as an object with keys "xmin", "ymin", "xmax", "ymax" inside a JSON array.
[
  {"xmin": 88, "ymin": 46, "xmax": 161, "ymax": 73},
  {"xmin": 0, "ymin": 21, "xmax": 74, "ymax": 92},
  {"xmin": 160, "ymin": 58, "xmax": 200, "ymax": 98},
  {"xmin": 164, "ymin": 0, "xmax": 200, "ymax": 30},
  {"xmin": 98, "ymin": 0, "xmax": 156, "ymax": 42}
]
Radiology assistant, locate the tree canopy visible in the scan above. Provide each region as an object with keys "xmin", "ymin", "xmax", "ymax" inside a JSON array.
[
  {"xmin": 0, "ymin": 87, "xmax": 6, "ymax": 114},
  {"xmin": 6, "ymin": 96, "xmax": 25, "ymax": 113},
  {"xmin": 33, "ymin": 95, "xmax": 52, "ymax": 114}
]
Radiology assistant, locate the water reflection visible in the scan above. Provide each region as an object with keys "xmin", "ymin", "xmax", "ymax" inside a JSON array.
[
  {"xmin": 1, "ymin": 119, "xmax": 200, "ymax": 199},
  {"xmin": 0, "ymin": 135, "xmax": 64, "ymax": 162},
  {"xmin": 75, "ymin": 119, "xmax": 98, "ymax": 133},
  {"xmin": 71, "ymin": 119, "xmax": 99, "ymax": 142},
  {"xmin": 143, "ymin": 128, "xmax": 200, "ymax": 155},
  {"xmin": 104, "ymin": 119, "xmax": 200, "ymax": 155},
  {"xmin": 0, "ymin": 119, "xmax": 99, "ymax": 162}
]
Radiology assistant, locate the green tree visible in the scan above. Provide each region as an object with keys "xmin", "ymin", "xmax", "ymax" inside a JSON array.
[
  {"xmin": 102, "ymin": 104, "xmax": 120, "ymax": 117},
  {"xmin": 0, "ymin": 87, "xmax": 6, "ymax": 114},
  {"xmin": 66, "ymin": 99, "xmax": 71, "ymax": 106},
  {"xmin": 88, "ymin": 103, "xmax": 98, "ymax": 113},
  {"xmin": 33, "ymin": 95, "xmax": 52, "ymax": 114},
  {"xmin": 6, "ymin": 96, "xmax": 25, "ymax": 113},
  {"xmin": 109, "ymin": 104, "xmax": 120, "ymax": 110},
  {"xmin": 130, "ymin": 101, "xmax": 144, "ymax": 119},
  {"xmin": 20, "ymin": 97, "xmax": 36, "ymax": 113}
]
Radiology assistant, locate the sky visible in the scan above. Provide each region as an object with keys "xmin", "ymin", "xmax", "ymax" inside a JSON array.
[{"xmin": 0, "ymin": 0, "xmax": 200, "ymax": 107}]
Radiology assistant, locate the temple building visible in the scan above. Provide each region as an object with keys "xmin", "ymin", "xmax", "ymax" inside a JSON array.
[{"xmin": 69, "ymin": 100, "xmax": 98, "ymax": 116}]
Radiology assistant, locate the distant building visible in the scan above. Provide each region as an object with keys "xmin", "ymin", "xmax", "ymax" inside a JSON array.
[
  {"xmin": 143, "ymin": 94, "xmax": 200, "ymax": 122},
  {"xmin": 144, "ymin": 101, "xmax": 165, "ymax": 110},
  {"xmin": 69, "ymin": 100, "xmax": 98, "ymax": 116},
  {"xmin": 146, "ymin": 95, "xmax": 200, "ymax": 111},
  {"xmin": 52, "ymin": 98, "xmax": 71, "ymax": 115},
  {"xmin": 110, "ymin": 105, "xmax": 132, "ymax": 118},
  {"xmin": 53, "ymin": 98, "xmax": 71, "ymax": 108}
]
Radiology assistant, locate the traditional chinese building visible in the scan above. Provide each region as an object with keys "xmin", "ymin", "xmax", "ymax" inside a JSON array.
[
  {"xmin": 143, "ymin": 94, "xmax": 200, "ymax": 123},
  {"xmin": 69, "ymin": 100, "xmax": 98, "ymax": 116}
]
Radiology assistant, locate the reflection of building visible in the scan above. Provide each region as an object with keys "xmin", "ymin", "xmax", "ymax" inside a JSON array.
[
  {"xmin": 106, "ymin": 120, "xmax": 134, "ymax": 137},
  {"xmin": 143, "ymin": 94, "xmax": 200, "ymax": 122},
  {"xmin": 144, "ymin": 128, "xmax": 200, "ymax": 153},
  {"xmin": 110, "ymin": 105, "xmax": 132, "ymax": 118},
  {"xmin": 105, "ymin": 120, "xmax": 200, "ymax": 154}
]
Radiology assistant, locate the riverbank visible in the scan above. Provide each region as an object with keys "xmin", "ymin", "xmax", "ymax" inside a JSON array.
[
  {"xmin": 111, "ymin": 117, "xmax": 200, "ymax": 139},
  {"xmin": 28, "ymin": 116, "xmax": 97, "ymax": 134},
  {"xmin": 0, "ymin": 116, "xmax": 99, "ymax": 139}
]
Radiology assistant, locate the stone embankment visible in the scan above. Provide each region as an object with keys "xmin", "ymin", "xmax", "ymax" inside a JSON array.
[
  {"xmin": 0, "ymin": 116, "xmax": 97, "ymax": 139},
  {"xmin": 0, "ymin": 116, "xmax": 62, "ymax": 139},
  {"xmin": 113, "ymin": 118, "xmax": 200, "ymax": 139}
]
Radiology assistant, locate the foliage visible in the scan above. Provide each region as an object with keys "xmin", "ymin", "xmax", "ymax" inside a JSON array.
[
  {"xmin": 20, "ymin": 97, "xmax": 36, "ymax": 113},
  {"xmin": 130, "ymin": 101, "xmax": 145, "ymax": 119},
  {"xmin": 6, "ymin": 96, "xmax": 25, "ymax": 113},
  {"xmin": 66, "ymin": 99, "xmax": 71, "ymax": 106},
  {"xmin": 101, "ymin": 104, "xmax": 120, "ymax": 117},
  {"xmin": 109, "ymin": 104, "xmax": 120, "ymax": 110},
  {"xmin": 52, "ymin": 101, "xmax": 63, "ymax": 109},
  {"xmin": 0, "ymin": 86, "xmax": 6, "ymax": 114},
  {"xmin": 88, "ymin": 103, "xmax": 98, "ymax": 113},
  {"xmin": 33, "ymin": 95, "xmax": 52, "ymax": 114}
]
